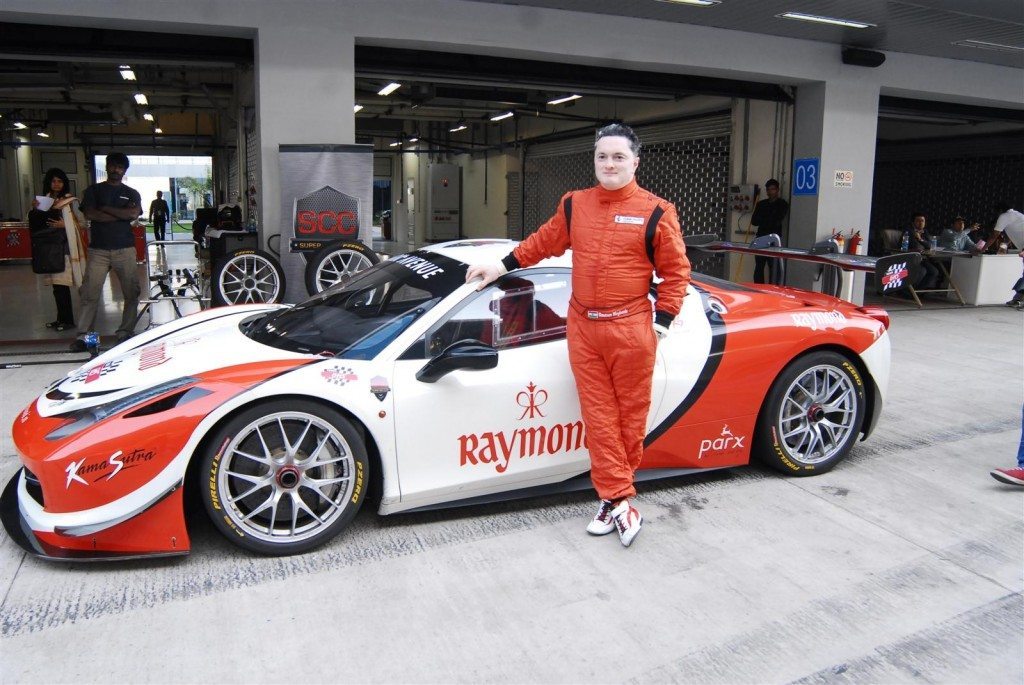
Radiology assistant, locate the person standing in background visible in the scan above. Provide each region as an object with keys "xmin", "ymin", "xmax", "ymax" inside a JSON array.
[
  {"xmin": 70, "ymin": 152, "xmax": 142, "ymax": 351},
  {"xmin": 149, "ymin": 189, "xmax": 170, "ymax": 241},
  {"xmin": 749, "ymin": 179, "xmax": 789, "ymax": 284},
  {"xmin": 29, "ymin": 168, "xmax": 86, "ymax": 332}
]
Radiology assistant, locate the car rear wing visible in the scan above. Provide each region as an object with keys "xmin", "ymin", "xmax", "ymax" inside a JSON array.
[{"xmin": 686, "ymin": 234, "xmax": 924, "ymax": 297}]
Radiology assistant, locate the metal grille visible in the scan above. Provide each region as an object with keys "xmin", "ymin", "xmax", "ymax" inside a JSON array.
[
  {"xmin": 510, "ymin": 120, "xmax": 730, "ymax": 277},
  {"xmin": 228, "ymin": 155, "xmax": 239, "ymax": 204},
  {"xmin": 245, "ymin": 128, "xmax": 259, "ymax": 225}
]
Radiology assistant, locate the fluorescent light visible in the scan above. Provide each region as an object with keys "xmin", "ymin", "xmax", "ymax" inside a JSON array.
[
  {"xmin": 548, "ymin": 94, "xmax": 582, "ymax": 105},
  {"xmin": 119, "ymin": 66, "xmax": 136, "ymax": 81},
  {"xmin": 36, "ymin": 131, "xmax": 49, "ymax": 138},
  {"xmin": 490, "ymin": 111, "xmax": 514, "ymax": 122},
  {"xmin": 407, "ymin": 137, "xmax": 419, "ymax": 143},
  {"xmin": 953, "ymin": 39, "xmax": 1024, "ymax": 53},
  {"xmin": 449, "ymin": 124, "xmax": 467, "ymax": 133},
  {"xmin": 377, "ymin": 82, "xmax": 401, "ymax": 96},
  {"xmin": 143, "ymin": 112, "xmax": 154, "ymax": 122},
  {"xmin": 353, "ymin": 104, "xmax": 364, "ymax": 113},
  {"xmin": 389, "ymin": 141, "xmax": 401, "ymax": 147},
  {"xmin": 154, "ymin": 127, "xmax": 163, "ymax": 134},
  {"xmin": 656, "ymin": 0, "xmax": 720, "ymax": 5},
  {"xmin": 134, "ymin": 93, "xmax": 148, "ymax": 105},
  {"xmin": 777, "ymin": 12, "xmax": 875, "ymax": 29},
  {"xmin": 13, "ymin": 122, "xmax": 27, "ymax": 129}
]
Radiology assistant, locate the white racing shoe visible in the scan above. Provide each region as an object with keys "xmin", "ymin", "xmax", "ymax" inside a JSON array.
[
  {"xmin": 611, "ymin": 500, "xmax": 643, "ymax": 547},
  {"xmin": 586, "ymin": 499, "xmax": 617, "ymax": 535}
]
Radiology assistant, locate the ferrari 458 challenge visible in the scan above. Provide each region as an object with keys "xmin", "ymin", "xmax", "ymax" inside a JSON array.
[{"xmin": 3, "ymin": 239, "xmax": 892, "ymax": 560}]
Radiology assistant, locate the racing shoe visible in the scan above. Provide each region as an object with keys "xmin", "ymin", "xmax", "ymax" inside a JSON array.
[
  {"xmin": 586, "ymin": 499, "xmax": 617, "ymax": 535},
  {"xmin": 611, "ymin": 499, "xmax": 643, "ymax": 547},
  {"xmin": 990, "ymin": 467, "xmax": 1024, "ymax": 486}
]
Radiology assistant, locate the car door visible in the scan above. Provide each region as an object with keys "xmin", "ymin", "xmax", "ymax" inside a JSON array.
[{"xmin": 391, "ymin": 270, "xmax": 592, "ymax": 509}]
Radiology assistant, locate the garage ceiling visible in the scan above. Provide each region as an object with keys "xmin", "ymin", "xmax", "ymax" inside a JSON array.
[{"xmin": 0, "ymin": 1, "xmax": 1021, "ymax": 151}]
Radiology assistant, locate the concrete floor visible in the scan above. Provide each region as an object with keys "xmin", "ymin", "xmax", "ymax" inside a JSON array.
[{"xmin": 0, "ymin": 283, "xmax": 1021, "ymax": 682}]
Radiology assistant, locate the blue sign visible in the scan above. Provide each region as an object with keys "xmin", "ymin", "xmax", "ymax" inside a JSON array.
[{"xmin": 793, "ymin": 157, "xmax": 819, "ymax": 196}]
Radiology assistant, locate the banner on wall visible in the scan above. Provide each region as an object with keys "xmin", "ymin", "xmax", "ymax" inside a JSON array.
[{"xmin": 277, "ymin": 144, "xmax": 374, "ymax": 303}]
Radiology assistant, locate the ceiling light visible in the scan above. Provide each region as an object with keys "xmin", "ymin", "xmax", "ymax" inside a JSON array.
[
  {"xmin": 353, "ymin": 104, "xmax": 364, "ymax": 113},
  {"xmin": 134, "ymin": 93, "xmax": 148, "ymax": 105},
  {"xmin": 389, "ymin": 141, "xmax": 401, "ymax": 147},
  {"xmin": 548, "ymin": 94, "xmax": 583, "ymax": 106},
  {"xmin": 408, "ymin": 137, "xmax": 419, "ymax": 143},
  {"xmin": 952, "ymin": 39, "xmax": 1024, "ymax": 53},
  {"xmin": 655, "ymin": 0, "xmax": 721, "ymax": 6},
  {"xmin": 377, "ymin": 82, "xmax": 401, "ymax": 96},
  {"xmin": 143, "ymin": 112, "xmax": 154, "ymax": 122},
  {"xmin": 490, "ymin": 111, "xmax": 514, "ymax": 122},
  {"xmin": 154, "ymin": 127, "xmax": 163, "ymax": 134},
  {"xmin": 777, "ymin": 12, "xmax": 875, "ymax": 29},
  {"xmin": 36, "ymin": 131, "xmax": 49, "ymax": 138},
  {"xmin": 449, "ymin": 124, "xmax": 468, "ymax": 133},
  {"xmin": 13, "ymin": 121, "xmax": 27, "ymax": 129},
  {"xmin": 119, "ymin": 65, "xmax": 136, "ymax": 81}
]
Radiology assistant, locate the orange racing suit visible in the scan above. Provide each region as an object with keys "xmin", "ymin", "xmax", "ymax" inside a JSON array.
[{"xmin": 501, "ymin": 180, "xmax": 691, "ymax": 501}]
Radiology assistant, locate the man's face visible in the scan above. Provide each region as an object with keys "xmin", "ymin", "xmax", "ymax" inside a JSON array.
[
  {"xmin": 594, "ymin": 136, "xmax": 639, "ymax": 191},
  {"xmin": 953, "ymin": 219, "xmax": 964, "ymax": 231},
  {"xmin": 913, "ymin": 215, "xmax": 926, "ymax": 232},
  {"xmin": 766, "ymin": 184, "xmax": 779, "ymax": 200},
  {"xmin": 106, "ymin": 162, "xmax": 126, "ymax": 182}
]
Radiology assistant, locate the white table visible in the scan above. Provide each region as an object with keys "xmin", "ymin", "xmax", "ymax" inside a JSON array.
[{"xmin": 949, "ymin": 253, "xmax": 1023, "ymax": 305}]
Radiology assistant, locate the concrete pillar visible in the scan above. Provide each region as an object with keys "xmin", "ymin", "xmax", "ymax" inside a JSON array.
[
  {"xmin": 253, "ymin": 21, "xmax": 355, "ymax": 250},
  {"xmin": 789, "ymin": 77, "xmax": 880, "ymax": 302}
]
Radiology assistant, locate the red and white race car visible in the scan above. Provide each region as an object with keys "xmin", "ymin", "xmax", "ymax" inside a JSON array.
[{"xmin": 2, "ymin": 239, "xmax": 892, "ymax": 560}]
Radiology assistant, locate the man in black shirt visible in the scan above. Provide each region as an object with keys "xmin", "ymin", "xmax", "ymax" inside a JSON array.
[
  {"xmin": 71, "ymin": 152, "xmax": 143, "ymax": 351},
  {"xmin": 149, "ymin": 190, "xmax": 170, "ymax": 241},
  {"xmin": 749, "ymin": 178, "xmax": 789, "ymax": 284}
]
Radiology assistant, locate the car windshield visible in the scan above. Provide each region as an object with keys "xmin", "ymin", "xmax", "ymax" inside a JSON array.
[{"xmin": 246, "ymin": 251, "xmax": 466, "ymax": 358}]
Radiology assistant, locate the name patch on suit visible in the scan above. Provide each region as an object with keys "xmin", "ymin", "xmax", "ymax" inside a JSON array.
[{"xmin": 614, "ymin": 215, "xmax": 645, "ymax": 225}]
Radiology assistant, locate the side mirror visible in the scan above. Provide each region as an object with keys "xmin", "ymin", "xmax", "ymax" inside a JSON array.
[{"xmin": 416, "ymin": 339, "xmax": 498, "ymax": 383}]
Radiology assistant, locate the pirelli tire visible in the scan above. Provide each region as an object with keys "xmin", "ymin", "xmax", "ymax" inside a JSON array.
[
  {"xmin": 200, "ymin": 399, "xmax": 369, "ymax": 556},
  {"xmin": 211, "ymin": 248, "xmax": 287, "ymax": 306},
  {"xmin": 303, "ymin": 241, "xmax": 380, "ymax": 295},
  {"xmin": 755, "ymin": 351, "xmax": 866, "ymax": 476}
]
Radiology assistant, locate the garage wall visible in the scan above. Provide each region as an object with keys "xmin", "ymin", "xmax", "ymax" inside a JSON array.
[{"xmin": 460, "ymin": 152, "xmax": 509, "ymax": 239}]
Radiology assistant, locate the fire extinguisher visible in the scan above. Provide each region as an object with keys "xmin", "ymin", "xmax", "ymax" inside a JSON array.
[
  {"xmin": 831, "ymin": 229, "xmax": 845, "ymax": 253},
  {"xmin": 847, "ymin": 230, "xmax": 862, "ymax": 254}
]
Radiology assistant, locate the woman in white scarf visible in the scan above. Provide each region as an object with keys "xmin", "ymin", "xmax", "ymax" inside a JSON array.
[{"xmin": 34, "ymin": 168, "xmax": 86, "ymax": 331}]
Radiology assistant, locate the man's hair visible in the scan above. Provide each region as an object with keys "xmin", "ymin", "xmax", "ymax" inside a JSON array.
[
  {"xmin": 42, "ymin": 167, "xmax": 70, "ymax": 193},
  {"xmin": 912, "ymin": 212, "xmax": 926, "ymax": 221},
  {"xmin": 595, "ymin": 123, "xmax": 641, "ymax": 155},
  {"xmin": 156, "ymin": 190, "xmax": 163, "ymax": 197},
  {"xmin": 765, "ymin": 178, "xmax": 780, "ymax": 189},
  {"xmin": 106, "ymin": 152, "xmax": 130, "ymax": 170}
]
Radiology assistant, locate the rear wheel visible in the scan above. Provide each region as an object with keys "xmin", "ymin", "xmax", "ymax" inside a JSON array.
[
  {"xmin": 754, "ymin": 351, "xmax": 865, "ymax": 475},
  {"xmin": 303, "ymin": 241, "xmax": 379, "ymax": 295},
  {"xmin": 211, "ymin": 248, "xmax": 286, "ymax": 306},
  {"xmin": 200, "ymin": 400, "xmax": 369, "ymax": 555}
]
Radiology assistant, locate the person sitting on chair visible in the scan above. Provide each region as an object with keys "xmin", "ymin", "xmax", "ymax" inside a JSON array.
[{"xmin": 906, "ymin": 212, "xmax": 941, "ymax": 290}]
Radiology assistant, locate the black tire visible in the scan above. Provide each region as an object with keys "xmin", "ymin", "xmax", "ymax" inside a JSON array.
[
  {"xmin": 211, "ymin": 248, "xmax": 287, "ymax": 306},
  {"xmin": 200, "ymin": 399, "xmax": 369, "ymax": 555},
  {"xmin": 303, "ymin": 241, "xmax": 380, "ymax": 295},
  {"xmin": 754, "ymin": 351, "xmax": 866, "ymax": 476}
]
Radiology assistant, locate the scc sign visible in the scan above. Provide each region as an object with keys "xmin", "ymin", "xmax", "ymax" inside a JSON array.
[{"xmin": 293, "ymin": 185, "xmax": 359, "ymax": 239}]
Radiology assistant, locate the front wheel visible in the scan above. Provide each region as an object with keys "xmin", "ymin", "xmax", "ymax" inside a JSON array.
[
  {"xmin": 754, "ymin": 351, "xmax": 866, "ymax": 475},
  {"xmin": 200, "ymin": 400, "xmax": 369, "ymax": 555}
]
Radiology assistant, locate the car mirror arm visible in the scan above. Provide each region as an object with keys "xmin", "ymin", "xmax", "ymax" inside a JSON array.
[{"xmin": 416, "ymin": 339, "xmax": 498, "ymax": 383}]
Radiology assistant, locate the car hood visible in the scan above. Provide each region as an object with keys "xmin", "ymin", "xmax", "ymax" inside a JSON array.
[{"xmin": 40, "ymin": 306, "xmax": 311, "ymax": 416}]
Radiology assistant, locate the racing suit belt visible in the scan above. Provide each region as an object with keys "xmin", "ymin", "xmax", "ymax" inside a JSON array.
[{"xmin": 569, "ymin": 296, "xmax": 651, "ymax": 322}]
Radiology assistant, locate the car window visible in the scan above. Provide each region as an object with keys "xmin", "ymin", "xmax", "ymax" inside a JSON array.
[{"xmin": 411, "ymin": 270, "xmax": 570, "ymax": 359}]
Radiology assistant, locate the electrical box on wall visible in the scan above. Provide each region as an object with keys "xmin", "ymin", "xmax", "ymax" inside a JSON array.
[
  {"xmin": 728, "ymin": 184, "xmax": 758, "ymax": 213},
  {"xmin": 427, "ymin": 163, "xmax": 462, "ymax": 241}
]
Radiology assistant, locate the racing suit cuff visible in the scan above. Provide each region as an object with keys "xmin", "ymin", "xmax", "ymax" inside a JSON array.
[
  {"xmin": 500, "ymin": 254, "xmax": 519, "ymax": 273},
  {"xmin": 654, "ymin": 310, "xmax": 674, "ymax": 329}
]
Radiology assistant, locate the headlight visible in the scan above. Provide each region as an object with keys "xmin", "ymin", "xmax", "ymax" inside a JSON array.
[{"xmin": 45, "ymin": 377, "xmax": 204, "ymax": 441}]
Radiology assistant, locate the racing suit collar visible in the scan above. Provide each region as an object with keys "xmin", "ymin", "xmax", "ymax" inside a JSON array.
[{"xmin": 595, "ymin": 179, "xmax": 639, "ymax": 203}]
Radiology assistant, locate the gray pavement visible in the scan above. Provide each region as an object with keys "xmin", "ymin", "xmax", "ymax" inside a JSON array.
[{"xmin": 0, "ymin": 305, "xmax": 1021, "ymax": 684}]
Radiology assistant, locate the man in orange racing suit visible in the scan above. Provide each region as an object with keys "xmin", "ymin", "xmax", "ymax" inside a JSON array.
[{"xmin": 467, "ymin": 123, "xmax": 690, "ymax": 547}]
